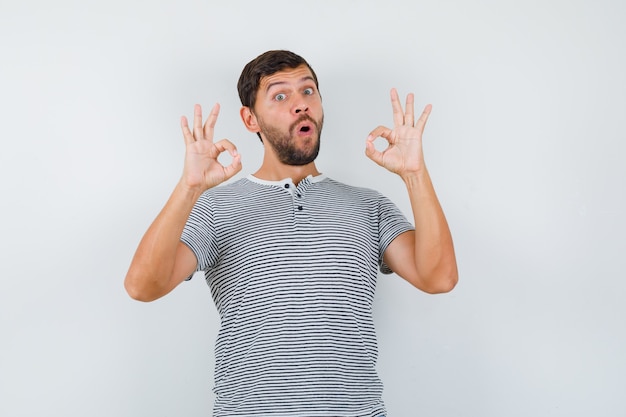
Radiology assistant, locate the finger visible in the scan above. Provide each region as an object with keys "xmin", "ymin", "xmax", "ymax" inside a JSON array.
[
  {"xmin": 415, "ymin": 104, "xmax": 433, "ymax": 133},
  {"xmin": 181, "ymin": 115, "xmax": 195, "ymax": 145},
  {"xmin": 203, "ymin": 103, "xmax": 220, "ymax": 142},
  {"xmin": 367, "ymin": 125, "xmax": 394, "ymax": 144},
  {"xmin": 213, "ymin": 138, "xmax": 238, "ymax": 155},
  {"xmin": 390, "ymin": 88, "xmax": 404, "ymax": 127},
  {"xmin": 193, "ymin": 104, "xmax": 204, "ymax": 140},
  {"xmin": 365, "ymin": 139, "xmax": 384, "ymax": 167},
  {"xmin": 365, "ymin": 126, "xmax": 392, "ymax": 167},
  {"xmin": 214, "ymin": 139, "xmax": 243, "ymax": 178},
  {"xmin": 223, "ymin": 152, "xmax": 243, "ymax": 179},
  {"xmin": 224, "ymin": 154, "xmax": 241, "ymax": 179},
  {"xmin": 405, "ymin": 93, "xmax": 415, "ymax": 126}
]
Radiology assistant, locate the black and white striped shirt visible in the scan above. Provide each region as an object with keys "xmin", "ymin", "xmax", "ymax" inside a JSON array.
[{"xmin": 181, "ymin": 174, "xmax": 413, "ymax": 417}]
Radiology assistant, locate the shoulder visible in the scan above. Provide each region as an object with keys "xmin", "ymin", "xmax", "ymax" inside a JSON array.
[
  {"xmin": 190, "ymin": 178, "xmax": 258, "ymax": 213},
  {"xmin": 320, "ymin": 177, "xmax": 386, "ymax": 200},
  {"xmin": 199, "ymin": 177, "xmax": 259, "ymax": 199}
]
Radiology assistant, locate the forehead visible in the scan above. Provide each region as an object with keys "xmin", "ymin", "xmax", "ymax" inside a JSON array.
[{"xmin": 259, "ymin": 65, "xmax": 315, "ymax": 92}]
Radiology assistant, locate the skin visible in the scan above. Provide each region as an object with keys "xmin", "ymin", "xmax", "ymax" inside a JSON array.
[
  {"xmin": 124, "ymin": 65, "xmax": 457, "ymax": 302},
  {"xmin": 366, "ymin": 89, "xmax": 458, "ymax": 293},
  {"xmin": 240, "ymin": 65, "xmax": 324, "ymax": 182}
]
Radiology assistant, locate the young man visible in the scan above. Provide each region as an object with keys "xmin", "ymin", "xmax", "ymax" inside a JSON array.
[{"xmin": 125, "ymin": 50, "xmax": 457, "ymax": 416}]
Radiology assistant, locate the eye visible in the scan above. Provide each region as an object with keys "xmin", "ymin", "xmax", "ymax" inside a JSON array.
[
  {"xmin": 275, "ymin": 93, "xmax": 287, "ymax": 101},
  {"xmin": 303, "ymin": 88, "xmax": 314, "ymax": 95}
]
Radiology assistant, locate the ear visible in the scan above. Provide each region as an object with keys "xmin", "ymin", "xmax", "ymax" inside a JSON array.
[{"xmin": 240, "ymin": 106, "xmax": 260, "ymax": 133}]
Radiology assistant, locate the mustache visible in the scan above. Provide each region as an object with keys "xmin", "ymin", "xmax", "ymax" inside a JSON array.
[{"xmin": 290, "ymin": 114, "xmax": 319, "ymax": 132}]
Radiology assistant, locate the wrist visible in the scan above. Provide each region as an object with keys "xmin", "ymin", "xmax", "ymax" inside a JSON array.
[
  {"xmin": 401, "ymin": 167, "xmax": 430, "ymax": 188},
  {"xmin": 175, "ymin": 179, "xmax": 206, "ymax": 202}
]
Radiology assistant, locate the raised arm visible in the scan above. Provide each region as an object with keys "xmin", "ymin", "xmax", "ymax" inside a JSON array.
[
  {"xmin": 124, "ymin": 104, "xmax": 242, "ymax": 301},
  {"xmin": 365, "ymin": 89, "xmax": 458, "ymax": 294}
]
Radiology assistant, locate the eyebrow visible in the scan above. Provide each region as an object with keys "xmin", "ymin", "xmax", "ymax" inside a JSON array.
[{"xmin": 265, "ymin": 76, "xmax": 316, "ymax": 93}]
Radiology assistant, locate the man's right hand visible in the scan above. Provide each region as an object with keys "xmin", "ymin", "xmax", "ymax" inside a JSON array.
[{"xmin": 180, "ymin": 103, "xmax": 242, "ymax": 191}]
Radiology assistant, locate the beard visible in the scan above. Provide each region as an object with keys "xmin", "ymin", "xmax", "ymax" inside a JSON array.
[{"xmin": 258, "ymin": 114, "xmax": 324, "ymax": 166}]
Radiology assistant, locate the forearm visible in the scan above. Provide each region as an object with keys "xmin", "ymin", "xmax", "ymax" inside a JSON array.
[
  {"xmin": 403, "ymin": 168, "xmax": 458, "ymax": 292},
  {"xmin": 124, "ymin": 181, "xmax": 204, "ymax": 301}
]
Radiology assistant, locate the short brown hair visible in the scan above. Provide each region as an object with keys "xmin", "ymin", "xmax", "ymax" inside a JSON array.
[{"xmin": 237, "ymin": 50, "xmax": 319, "ymax": 110}]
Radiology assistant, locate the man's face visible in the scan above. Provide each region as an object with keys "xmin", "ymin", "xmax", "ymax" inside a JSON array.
[{"xmin": 253, "ymin": 65, "xmax": 324, "ymax": 166}]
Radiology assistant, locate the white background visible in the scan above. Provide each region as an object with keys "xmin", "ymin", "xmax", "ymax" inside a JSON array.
[{"xmin": 1, "ymin": 0, "xmax": 625, "ymax": 416}]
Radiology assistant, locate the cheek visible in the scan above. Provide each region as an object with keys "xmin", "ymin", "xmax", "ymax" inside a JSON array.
[
  {"xmin": 310, "ymin": 99, "xmax": 323, "ymax": 115},
  {"xmin": 261, "ymin": 103, "xmax": 289, "ymax": 119}
]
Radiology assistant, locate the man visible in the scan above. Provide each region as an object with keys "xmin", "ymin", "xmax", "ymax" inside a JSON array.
[{"xmin": 125, "ymin": 50, "xmax": 457, "ymax": 416}]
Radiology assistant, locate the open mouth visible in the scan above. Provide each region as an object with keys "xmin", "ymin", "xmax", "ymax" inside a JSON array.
[
  {"xmin": 292, "ymin": 116, "xmax": 317, "ymax": 137},
  {"xmin": 294, "ymin": 120, "xmax": 314, "ymax": 135}
]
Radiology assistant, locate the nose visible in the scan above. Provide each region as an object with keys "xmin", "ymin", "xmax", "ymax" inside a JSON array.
[{"xmin": 294, "ymin": 103, "xmax": 308, "ymax": 114}]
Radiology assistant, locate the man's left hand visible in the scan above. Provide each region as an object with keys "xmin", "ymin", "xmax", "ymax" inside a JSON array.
[{"xmin": 365, "ymin": 88, "xmax": 432, "ymax": 178}]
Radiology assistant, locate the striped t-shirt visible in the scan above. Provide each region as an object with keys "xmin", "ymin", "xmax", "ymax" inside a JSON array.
[{"xmin": 181, "ymin": 174, "xmax": 414, "ymax": 417}]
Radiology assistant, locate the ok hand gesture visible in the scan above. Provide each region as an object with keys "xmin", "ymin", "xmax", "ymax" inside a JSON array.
[
  {"xmin": 365, "ymin": 89, "xmax": 432, "ymax": 178},
  {"xmin": 180, "ymin": 103, "xmax": 242, "ymax": 191}
]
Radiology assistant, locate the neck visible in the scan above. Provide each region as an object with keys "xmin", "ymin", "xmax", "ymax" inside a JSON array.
[{"xmin": 254, "ymin": 159, "xmax": 320, "ymax": 186}]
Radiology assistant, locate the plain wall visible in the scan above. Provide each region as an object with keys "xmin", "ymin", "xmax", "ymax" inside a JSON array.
[{"xmin": 1, "ymin": 0, "xmax": 625, "ymax": 415}]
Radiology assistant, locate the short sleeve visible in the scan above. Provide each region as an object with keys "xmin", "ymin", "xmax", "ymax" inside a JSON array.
[
  {"xmin": 180, "ymin": 192, "xmax": 219, "ymax": 276},
  {"xmin": 377, "ymin": 194, "xmax": 414, "ymax": 274}
]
